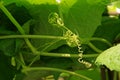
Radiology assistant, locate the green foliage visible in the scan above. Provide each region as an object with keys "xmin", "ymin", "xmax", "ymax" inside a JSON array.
[
  {"xmin": 0, "ymin": 0, "xmax": 120, "ymax": 80},
  {"xmin": 113, "ymin": 1, "xmax": 120, "ymax": 8},
  {"xmin": 92, "ymin": 18, "xmax": 120, "ymax": 50},
  {"xmin": 0, "ymin": 39, "xmax": 15, "ymax": 56},
  {"xmin": 65, "ymin": 0, "xmax": 105, "ymax": 40},
  {"xmin": 0, "ymin": 54, "xmax": 16, "ymax": 80},
  {"xmin": 95, "ymin": 44, "xmax": 120, "ymax": 71},
  {"xmin": 69, "ymin": 69, "xmax": 101, "ymax": 80}
]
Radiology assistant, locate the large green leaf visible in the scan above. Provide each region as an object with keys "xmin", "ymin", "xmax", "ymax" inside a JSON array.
[
  {"xmin": 27, "ymin": 0, "xmax": 106, "ymax": 51},
  {"xmin": 65, "ymin": 0, "xmax": 106, "ymax": 40},
  {"xmin": 27, "ymin": 4, "xmax": 64, "ymax": 51},
  {"xmin": 1, "ymin": 0, "xmax": 107, "ymax": 51},
  {"xmin": 95, "ymin": 43, "xmax": 120, "ymax": 71}
]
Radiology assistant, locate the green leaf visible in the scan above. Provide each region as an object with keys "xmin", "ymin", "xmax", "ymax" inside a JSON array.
[
  {"xmin": 95, "ymin": 44, "xmax": 120, "ymax": 71},
  {"xmin": 0, "ymin": 3, "xmax": 32, "ymax": 56},
  {"xmin": 22, "ymin": 20, "xmax": 32, "ymax": 34},
  {"xmin": 87, "ymin": 0, "xmax": 109, "ymax": 5},
  {"xmin": 2, "ymin": 0, "xmax": 76, "ymax": 7},
  {"xmin": 59, "ymin": 0, "xmax": 77, "ymax": 15},
  {"xmin": 25, "ymin": 0, "xmax": 57, "ymax": 5},
  {"xmin": 15, "ymin": 20, "xmax": 32, "ymax": 54},
  {"xmin": 92, "ymin": 18, "xmax": 120, "ymax": 50},
  {"xmin": 87, "ymin": 0, "xmax": 102, "ymax": 4},
  {"xmin": 69, "ymin": 69, "xmax": 101, "ymax": 80},
  {"xmin": 0, "ymin": 39, "xmax": 16, "ymax": 56},
  {"xmin": 113, "ymin": 1, "xmax": 120, "ymax": 8},
  {"xmin": 0, "ymin": 53, "xmax": 16, "ymax": 80},
  {"xmin": 1, "ymin": 0, "xmax": 20, "ymax": 5},
  {"xmin": 65, "ymin": 0, "xmax": 106, "ymax": 42},
  {"xmin": 27, "ymin": 0, "xmax": 106, "ymax": 51},
  {"xmin": 29, "ymin": 4, "xmax": 65, "ymax": 51}
]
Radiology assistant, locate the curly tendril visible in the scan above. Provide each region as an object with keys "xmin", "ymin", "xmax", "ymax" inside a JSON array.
[
  {"xmin": 63, "ymin": 30, "xmax": 80, "ymax": 47},
  {"xmin": 63, "ymin": 30, "xmax": 92, "ymax": 68},
  {"xmin": 78, "ymin": 58, "xmax": 92, "ymax": 68},
  {"xmin": 48, "ymin": 12, "xmax": 64, "ymax": 27},
  {"xmin": 48, "ymin": 12, "xmax": 91, "ymax": 68}
]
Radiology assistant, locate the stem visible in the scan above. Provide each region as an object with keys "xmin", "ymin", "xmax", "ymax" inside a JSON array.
[
  {"xmin": 14, "ymin": 53, "xmax": 26, "ymax": 69},
  {"xmin": 58, "ymin": 3, "xmax": 64, "ymax": 22},
  {"xmin": 0, "ymin": 2, "xmax": 25, "ymax": 34},
  {"xmin": 29, "ymin": 40, "xmax": 62, "ymax": 67},
  {"xmin": 118, "ymin": 72, "xmax": 120, "ymax": 80},
  {"xmin": 23, "ymin": 67, "xmax": 92, "ymax": 80},
  {"xmin": 0, "ymin": 35, "xmax": 66, "ymax": 39},
  {"xmin": 113, "ymin": 72, "xmax": 117, "ymax": 80},
  {"xmin": 28, "ymin": 52, "xmax": 98, "ymax": 67},
  {"xmin": 101, "ymin": 67, "xmax": 107, "ymax": 80},
  {"xmin": 0, "ymin": 2, "xmax": 37, "ymax": 54},
  {"xmin": 40, "ymin": 52, "xmax": 99, "ymax": 58},
  {"xmin": 88, "ymin": 42, "xmax": 103, "ymax": 53},
  {"xmin": 90, "ymin": 37, "xmax": 112, "ymax": 47},
  {"xmin": 15, "ymin": 57, "xmax": 26, "ymax": 69},
  {"xmin": 19, "ymin": 52, "xmax": 26, "ymax": 66}
]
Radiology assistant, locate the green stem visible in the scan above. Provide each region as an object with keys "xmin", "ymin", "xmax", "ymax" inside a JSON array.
[
  {"xmin": 27, "ymin": 51, "xmax": 98, "ymax": 58},
  {"xmin": 0, "ymin": 2, "xmax": 25, "ymax": 34},
  {"xmin": 40, "ymin": 52, "xmax": 99, "ymax": 58},
  {"xmin": 0, "ymin": 35, "xmax": 66, "ymax": 39},
  {"xmin": 113, "ymin": 71, "xmax": 117, "ymax": 80},
  {"xmin": 58, "ymin": 3, "xmax": 64, "ymax": 22},
  {"xmin": 19, "ymin": 52, "xmax": 26, "ymax": 66},
  {"xmin": 14, "ymin": 53, "xmax": 27, "ymax": 69},
  {"xmin": 15, "ymin": 57, "xmax": 26, "ymax": 69},
  {"xmin": 118, "ymin": 72, "xmax": 120, "ymax": 80},
  {"xmin": 28, "ymin": 40, "xmax": 63, "ymax": 67},
  {"xmin": 23, "ymin": 67, "xmax": 92, "ymax": 80},
  {"xmin": 0, "ymin": 2, "xmax": 37, "ymax": 54},
  {"xmin": 28, "ymin": 52, "xmax": 98, "ymax": 67},
  {"xmin": 90, "ymin": 37, "xmax": 112, "ymax": 47},
  {"xmin": 88, "ymin": 42, "xmax": 103, "ymax": 53}
]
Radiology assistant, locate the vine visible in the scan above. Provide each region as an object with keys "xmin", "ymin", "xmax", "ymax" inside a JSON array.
[
  {"xmin": 0, "ymin": 0, "xmax": 117, "ymax": 80},
  {"xmin": 0, "ymin": 2, "xmax": 37, "ymax": 54}
]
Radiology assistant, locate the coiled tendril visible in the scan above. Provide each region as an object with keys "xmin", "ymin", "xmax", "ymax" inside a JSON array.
[
  {"xmin": 48, "ymin": 12, "xmax": 64, "ymax": 27},
  {"xmin": 48, "ymin": 12, "xmax": 92, "ymax": 68}
]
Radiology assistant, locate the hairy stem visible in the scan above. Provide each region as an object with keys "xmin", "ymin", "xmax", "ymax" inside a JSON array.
[
  {"xmin": 23, "ymin": 67, "xmax": 92, "ymax": 80},
  {"xmin": 0, "ymin": 2, "xmax": 37, "ymax": 54}
]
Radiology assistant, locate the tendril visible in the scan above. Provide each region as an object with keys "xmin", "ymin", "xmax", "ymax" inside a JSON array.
[
  {"xmin": 48, "ymin": 12, "xmax": 64, "ymax": 27},
  {"xmin": 78, "ymin": 58, "xmax": 92, "ymax": 68},
  {"xmin": 48, "ymin": 12, "xmax": 91, "ymax": 68}
]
